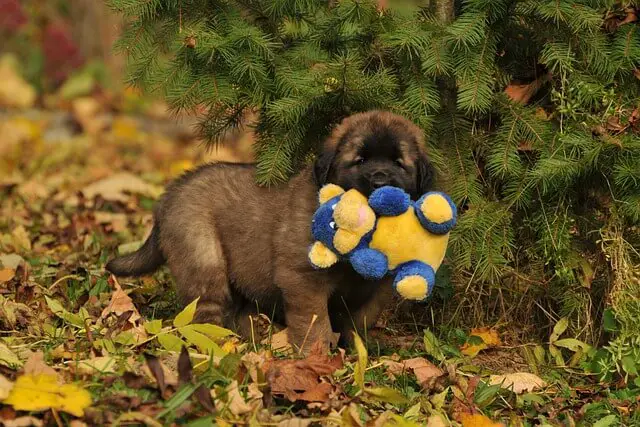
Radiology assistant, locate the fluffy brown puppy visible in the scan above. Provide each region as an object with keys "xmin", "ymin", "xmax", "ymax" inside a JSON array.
[{"xmin": 105, "ymin": 110, "xmax": 435, "ymax": 352}]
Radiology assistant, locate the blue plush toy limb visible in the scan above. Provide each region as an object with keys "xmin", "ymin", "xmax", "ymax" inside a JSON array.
[
  {"xmin": 393, "ymin": 260, "xmax": 435, "ymax": 301},
  {"xmin": 349, "ymin": 248, "xmax": 389, "ymax": 280},
  {"xmin": 368, "ymin": 186, "xmax": 411, "ymax": 216},
  {"xmin": 415, "ymin": 191, "xmax": 458, "ymax": 235}
]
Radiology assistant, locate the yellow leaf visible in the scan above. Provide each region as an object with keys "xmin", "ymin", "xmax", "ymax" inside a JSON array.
[
  {"xmin": 0, "ymin": 268, "xmax": 15, "ymax": 283},
  {"xmin": 190, "ymin": 323, "xmax": 236, "ymax": 339},
  {"xmin": 364, "ymin": 386, "xmax": 408, "ymax": 405},
  {"xmin": 144, "ymin": 319, "xmax": 163, "ymax": 335},
  {"xmin": 3, "ymin": 374, "xmax": 91, "ymax": 417},
  {"xmin": 352, "ymin": 332, "xmax": 367, "ymax": 390},
  {"xmin": 170, "ymin": 160, "xmax": 195, "ymax": 177},
  {"xmin": 460, "ymin": 327, "xmax": 501, "ymax": 357},
  {"xmin": 174, "ymin": 297, "xmax": 199, "ymax": 328},
  {"xmin": 178, "ymin": 325, "xmax": 226, "ymax": 356},
  {"xmin": 459, "ymin": 413, "xmax": 503, "ymax": 427}
]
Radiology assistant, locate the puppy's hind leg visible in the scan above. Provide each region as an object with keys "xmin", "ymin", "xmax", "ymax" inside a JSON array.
[{"xmin": 164, "ymin": 225, "xmax": 232, "ymax": 327}]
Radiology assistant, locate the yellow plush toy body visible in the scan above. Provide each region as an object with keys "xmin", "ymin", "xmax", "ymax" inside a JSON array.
[{"xmin": 308, "ymin": 184, "xmax": 457, "ymax": 301}]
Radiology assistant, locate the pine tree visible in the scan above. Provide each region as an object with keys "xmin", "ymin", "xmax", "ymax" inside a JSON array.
[{"xmin": 108, "ymin": 0, "xmax": 640, "ymax": 355}]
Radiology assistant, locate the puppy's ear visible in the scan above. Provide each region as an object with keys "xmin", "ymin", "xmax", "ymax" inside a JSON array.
[
  {"xmin": 416, "ymin": 153, "xmax": 435, "ymax": 195},
  {"xmin": 313, "ymin": 150, "xmax": 336, "ymax": 187}
]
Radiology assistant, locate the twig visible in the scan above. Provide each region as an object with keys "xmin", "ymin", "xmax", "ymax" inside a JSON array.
[{"xmin": 298, "ymin": 314, "xmax": 318, "ymax": 356}]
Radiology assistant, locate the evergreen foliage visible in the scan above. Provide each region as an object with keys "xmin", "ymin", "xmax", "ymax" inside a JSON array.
[{"xmin": 108, "ymin": 0, "xmax": 640, "ymax": 351}]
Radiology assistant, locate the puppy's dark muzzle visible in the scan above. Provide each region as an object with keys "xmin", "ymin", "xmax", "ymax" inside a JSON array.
[{"xmin": 368, "ymin": 171, "xmax": 391, "ymax": 189}]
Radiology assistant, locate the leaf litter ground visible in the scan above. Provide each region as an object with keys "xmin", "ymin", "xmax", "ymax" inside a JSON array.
[{"xmin": 0, "ymin": 90, "xmax": 637, "ymax": 426}]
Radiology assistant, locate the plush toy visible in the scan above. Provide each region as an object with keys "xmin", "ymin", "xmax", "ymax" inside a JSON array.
[{"xmin": 308, "ymin": 184, "xmax": 457, "ymax": 301}]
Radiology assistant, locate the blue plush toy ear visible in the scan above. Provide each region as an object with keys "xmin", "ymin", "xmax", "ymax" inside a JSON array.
[{"xmin": 349, "ymin": 248, "xmax": 388, "ymax": 280}]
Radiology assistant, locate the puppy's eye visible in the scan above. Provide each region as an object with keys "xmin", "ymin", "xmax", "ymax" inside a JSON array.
[
  {"xmin": 354, "ymin": 157, "xmax": 365, "ymax": 165},
  {"xmin": 395, "ymin": 159, "xmax": 404, "ymax": 167},
  {"xmin": 329, "ymin": 221, "xmax": 336, "ymax": 229}
]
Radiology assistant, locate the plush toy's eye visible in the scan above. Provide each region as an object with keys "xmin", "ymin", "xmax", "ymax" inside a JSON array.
[
  {"xmin": 331, "ymin": 204, "xmax": 336, "ymax": 210},
  {"xmin": 329, "ymin": 221, "xmax": 336, "ymax": 229}
]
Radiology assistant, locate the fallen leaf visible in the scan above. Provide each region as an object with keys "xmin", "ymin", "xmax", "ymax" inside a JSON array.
[
  {"xmin": 0, "ymin": 254, "xmax": 24, "ymax": 270},
  {"xmin": 143, "ymin": 354, "xmax": 168, "ymax": 397},
  {"xmin": 0, "ymin": 343, "xmax": 23, "ymax": 369},
  {"xmin": 404, "ymin": 357, "xmax": 444, "ymax": 388},
  {"xmin": 71, "ymin": 97, "xmax": 108, "ymax": 135},
  {"xmin": 489, "ymin": 372, "xmax": 546, "ymax": 394},
  {"xmin": 277, "ymin": 419, "xmax": 312, "ymax": 427},
  {"xmin": 263, "ymin": 340, "xmax": 343, "ymax": 402},
  {"xmin": 76, "ymin": 356, "xmax": 118, "ymax": 375},
  {"xmin": 0, "ymin": 55, "xmax": 37, "ymax": 109},
  {"xmin": 426, "ymin": 414, "xmax": 449, "ymax": 427},
  {"xmin": 82, "ymin": 172, "xmax": 163, "ymax": 203},
  {"xmin": 3, "ymin": 374, "xmax": 91, "ymax": 417},
  {"xmin": 100, "ymin": 279, "xmax": 142, "ymax": 324},
  {"xmin": 1, "ymin": 416, "xmax": 43, "ymax": 427},
  {"xmin": 23, "ymin": 351, "xmax": 57, "ymax": 378},
  {"xmin": 112, "ymin": 412, "xmax": 162, "ymax": 427},
  {"xmin": 459, "ymin": 413, "xmax": 503, "ymax": 427},
  {"xmin": 0, "ymin": 374, "xmax": 14, "ymax": 399},
  {"xmin": 504, "ymin": 73, "xmax": 552, "ymax": 105},
  {"xmin": 11, "ymin": 226, "xmax": 31, "ymax": 253},
  {"xmin": 460, "ymin": 328, "xmax": 501, "ymax": 357},
  {"xmin": 263, "ymin": 328, "xmax": 292, "ymax": 352},
  {"xmin": 214, "ymin": 380, "xmax": 253, "ymax": 416},
  {"xmin": 0, "ymin": 269, "xmax": 15, "ymax": 283}
]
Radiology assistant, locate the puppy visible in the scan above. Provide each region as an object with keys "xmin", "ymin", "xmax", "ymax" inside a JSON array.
[{"xmin": 106, "ymin": 110, "xmax": 435, "ymax": 351}]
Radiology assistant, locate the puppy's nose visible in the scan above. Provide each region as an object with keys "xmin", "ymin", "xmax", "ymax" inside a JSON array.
[{"xmin": 370, "ymin": 171, "xmax": 390, "ymax": 189}]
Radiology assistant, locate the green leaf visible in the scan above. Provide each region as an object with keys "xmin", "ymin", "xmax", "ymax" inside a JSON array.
[
  {"xmin": 352, "ymin": 331, "xmax": 367, "ymax": 391},
  {"xmin": 174, "ymin": 297, "xmax": 199, "ymax": 328},
  {"xmin": 621, "ymin": 356, "xmax": 638, "ymax": 376},
  {"xmin": 549, "ymin": 344, "xmax": 564, "ymax": 367},
  {"xmin": 553, "ymin": 338, "xmax": 591, "ymax": 353},
  {"xmin": 144, "ymin": 319, "xmax": 163, "ymax": 335},
  {"xmin": 603, "ymin": 309, "xmax": 618, "ymax": 333},
  {"xmin": 423, "ymin": 329, "xmax": 446, "ymax": 362},
  {"xmin": 533, "ymin": 345, "xmax": 546, "ymax": 365},
  {"xmin": 593, "ymin": 415, "xmax": 618, "ymax": 427},
  {"xmin": 178, "ymin": 325, "xmax": 226, "ymax": 357},
  {"xmin": 45, "ymin": 296, "xmax": 85, "ymax": 328},
  {"xmin": 364, "ymin": 386, "xmax": 408, "ymax": 405},
  {"xmin": 158, "ymin": 333, "xmax": 186, "ymax": 352},
  {"xmin": 157, "ymin": 383, "xmax": 199, "ymax": 419},
  {"xmin": 549, "ymin": 317, "xmax": 569, "ymax": 343},
  {"xmin": 190, "ymin": 323, "xmax": 236, "ymax": 339}
]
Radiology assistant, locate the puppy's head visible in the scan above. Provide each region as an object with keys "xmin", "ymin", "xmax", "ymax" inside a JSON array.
[{"xmin": 313, "ymin": 110, "xmax": 435, "ymax": 200}]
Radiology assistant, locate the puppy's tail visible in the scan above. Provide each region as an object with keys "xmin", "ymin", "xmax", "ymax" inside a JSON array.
[{"xmin": 105, "ymin": 225, "xmax": 165, "ymax": 276}]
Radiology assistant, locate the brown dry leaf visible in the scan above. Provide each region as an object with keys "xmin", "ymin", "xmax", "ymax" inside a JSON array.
[
  {"xmin": 426, "ymin": 414, "xmax": 449, "ymax": 427},
  {"xmin": 618, "ymin": 7, "xmax": 638, "ymax": 26},
  {"xmin": 100, "ymin": 279, "xmax": 141, "ymax": 323},
  {"xmin": 263, "ymin": 341, "xmax": 343, "ymax": 402},
  {"xmin": 504, "ymin": 73, "xmax": 552, "ymax": 105},
  {"xmin": 82, "ymin": 172, "xmax": 163, "ymax": 203},
  {"xmin": 213, "ymin": 380, "xmax": 262, "ymax": 416},
  {"xmin": 75, "ymin": 356, "xmax": 118, "ymax": 375},
  {"xmin": 488, "ymin": 372, "xmax": 546, "ymax": 394},
  {"xmin": 23, "ymin": 351, "xmax": 57, "ymax": 378},
  {"xmin": 0, "ymin": 269, "xmax": 15, "ymax": 284},
  {"xmin": 263, "ymin": 328, "xmax": 292, "ymax": 352},
  {"xmin": 241, "ymin": 351, "xmax": 268, "ymax": 383},
  {"xmin": 277, "ymin": 419, "xmax": 313, "ymax": 427},
  {"xmin": 71, "ymin": 97, "xmax": 108, "ymax": 135},
  {"xmin": 460, "ymin": 328, "xmax": 501, "ymax": 357},
  {"xmin": 0, "ymin": 374, "xmax": 14, "ymax": 400},
  {"xmin": 634, "ymin": 69, "xmax": 640, "ymax": 80},
  {"xmin": 94, "ymin": 212, "xmax": 128, "ymax": 233},
  {"xmin": 459, "ymin": 413, "xmax": 504, "ymax": 427},
  {"xmin": 404, "ymin": 357, "xmax": 444, "ymax": 387},
  {"xmin": 2, "ymin": 416, "xmax": 43, "ymax": 427}
]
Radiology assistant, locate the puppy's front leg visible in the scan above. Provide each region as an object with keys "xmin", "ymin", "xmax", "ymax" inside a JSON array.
[{"xmin": 277, "ymin": 270, "xmax": 336, "ymax": 354}]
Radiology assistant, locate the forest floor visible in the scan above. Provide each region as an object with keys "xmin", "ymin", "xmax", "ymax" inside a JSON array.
[{"xmin": 0, "ymin": 64, "xmax": 637, "ymax": 427}]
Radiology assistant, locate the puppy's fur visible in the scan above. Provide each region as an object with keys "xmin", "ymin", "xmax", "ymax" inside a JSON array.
[{"xmin": 106, "ymin": 110, "xmax": 435, "ymax": 351}]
